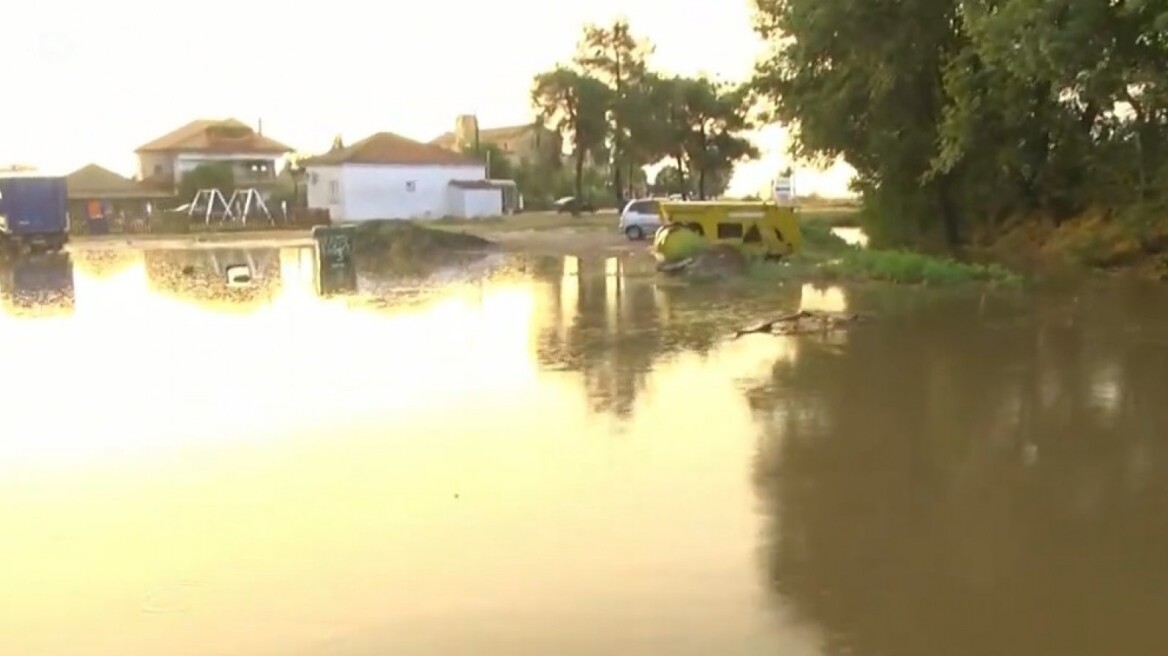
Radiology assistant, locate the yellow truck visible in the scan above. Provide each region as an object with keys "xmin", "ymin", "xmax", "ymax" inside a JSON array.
[{"xmin": 651, "ymin": 201, "xmax": 802, "ymax": 264}]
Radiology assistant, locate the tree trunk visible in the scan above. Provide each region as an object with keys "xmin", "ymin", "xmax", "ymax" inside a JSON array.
[
  {"xmin": 697, "ymin": 127, "xmax": 708, "ymax": 200},
  {"xmin": 612, "ymin": 43, "xmax": 626, "ymax": 206},
  {"xmin": 937, "ymin": 174, "xmax": 962, "ymax": 250},
  {"xmin": 675, "ymin": 154, "xmax": 687, "ymax": 197},
  {"xmin": 573, "ymin": 150, "xmax": 586, "ymax": 215},
  {"xmin": 612, "ymin": 158, "xmax": 624, "ymax": 206}
]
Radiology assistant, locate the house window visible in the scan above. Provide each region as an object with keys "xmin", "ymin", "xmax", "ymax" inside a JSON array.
[
  {"xmin": 310, "ymin": 173, "xmax": 319, "ymax": 185},
  {"xmin": 328, "ymin": 180, "xmax": 340, "ymax": 202},
  {"xmin": 406, "ymin": 181, "xmax": 416, "ymax": 192},
  {"xmin": 153, "ymin": 164, "xmax": 163, "ymax": 177}
]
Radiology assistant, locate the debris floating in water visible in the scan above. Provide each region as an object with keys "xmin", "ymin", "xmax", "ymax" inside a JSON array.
[{"xmin": 733, "ymin": 310, "xmax": 870, "ymax": 338}]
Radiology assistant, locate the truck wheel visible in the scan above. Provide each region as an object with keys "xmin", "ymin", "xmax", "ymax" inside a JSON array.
[{"xmin": 625, "ymin": 225, "xmax": 645, "ymax": 240}]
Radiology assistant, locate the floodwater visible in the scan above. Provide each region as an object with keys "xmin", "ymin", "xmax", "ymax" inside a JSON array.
[{"xmin": 1, "ymin": 246, "xmax": 1167, "ymax": 656}]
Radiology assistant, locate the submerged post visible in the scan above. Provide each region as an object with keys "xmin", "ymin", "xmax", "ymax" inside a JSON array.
[{"xmin": 312, "ymin": 224, "xmax": 357, "ymax": 296}]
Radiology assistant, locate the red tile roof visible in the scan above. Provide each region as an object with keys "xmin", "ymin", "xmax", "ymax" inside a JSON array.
[
  {"xmin": 135, "ymin": 119, "xmax": 292, "ymax": 155},
  {"xmin": 66, "ymin": 164, "xmax": 172, "ymax": 199},
  {"xmin": 302, "ymin": 132, "xmax": 478, "ymax": 166}
]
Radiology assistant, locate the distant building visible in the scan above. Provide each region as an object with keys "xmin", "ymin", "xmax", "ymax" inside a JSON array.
[
  {"xmin": 301, "ymin": 131, "xmax": 504, "ymax": 220},
  {"xmin": 65, "ymin": 163, "xmax": 172, "ymax": 221},
  {"xmin": 430, "ymin": 115, "xmax": 562, "ymax": 168},
  {"xmin": 134, "ymin": 119, "xmax": 293, "ymax": 193}
]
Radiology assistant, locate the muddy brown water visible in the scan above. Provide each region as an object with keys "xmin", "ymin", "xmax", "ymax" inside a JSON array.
[{"xmin": 1, "ymin": 247, "xmax": 1167, "ymax": 656}]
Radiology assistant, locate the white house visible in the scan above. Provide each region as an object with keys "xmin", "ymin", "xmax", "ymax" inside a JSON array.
[{"xmin": 302, "ymin": 132, "xmax": 503, "ymax": 221}]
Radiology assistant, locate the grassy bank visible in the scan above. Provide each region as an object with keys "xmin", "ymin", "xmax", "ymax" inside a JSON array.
[
  {"xmin": 982, "ymin": 210, "xmax": 1168, "ymax": 279},
  {"xmin": 743, "ymin": 220, "xmax": 1023, "ymax": 286},
  {"xmin": 819, "ymin": 250, "xmax": 1020, "ymax": 285}
]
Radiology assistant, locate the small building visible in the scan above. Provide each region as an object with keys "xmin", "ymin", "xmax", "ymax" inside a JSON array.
[
  {"xmin": 430, "ymin": 115, "xmax": 562, "ymax": 168},
  {"xmin": 302, "ymin": 132, "xmax": 502, "ymax": 220},
  {"xmin": 65, "ymin": 164, "xmax": 173, "ymax": 222},
  {"xmin": 135, "ymin": 118, "xmax": 293, "ymax": 192}
]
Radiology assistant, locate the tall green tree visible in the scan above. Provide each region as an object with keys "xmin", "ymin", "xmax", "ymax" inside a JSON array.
[
  {"xmin": 676, "ymin": 78, "xmax": 757, "ymax": 199},
  {"xmin": 622, "ymin": 73, "xmax": 680, "ymax": 197},
  {"xmin": 532, "ymin": 67, "xmax": 610, "ymax": 204},
  {"xmin": 752, "ymin": 0, "xmax": 968, "ymax": 246},
  {"xmin": 654, "ymin": 163, "xmax": 734, "ymax": 198},
  {"xmin": 177, "ymin": 163, "xmax": 234, "ymax": 204},
  {"xmin": 460, "ymin": 143, "xmax": 515, "ymax": 181},
  {"xmin": 639, "ymin": 75, "xmax": 694, "ymax": 192},
  {"xmin": 752, "ymin": 0, "xmax": 1168, "ymax": 249},
  {"xmin": 575, "ymin": 19, "xmax": 651, "ymax": 203}
]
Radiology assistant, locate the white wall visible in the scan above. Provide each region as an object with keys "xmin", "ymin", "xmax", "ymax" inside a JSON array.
[
  {"xmin": 458, "ymin": 188, "xmax": 503, "ymax": 218},
  {"xmin": 305, "ymin": 163, "xmax": 486, "ymax": 221},
  {"xmin": 305, "ymin": 165, "xmax": 346, "ymax": 220}
]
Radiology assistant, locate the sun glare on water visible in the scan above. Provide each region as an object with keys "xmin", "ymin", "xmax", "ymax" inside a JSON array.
[{"xmin": 0, "ymin": 249, "xmax": 541, "ymax": 472}]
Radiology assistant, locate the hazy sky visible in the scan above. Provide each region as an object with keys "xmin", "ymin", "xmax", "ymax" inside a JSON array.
[{"xmin": 8, "ymin": 0, "xmax": 852, "ymax": 196}]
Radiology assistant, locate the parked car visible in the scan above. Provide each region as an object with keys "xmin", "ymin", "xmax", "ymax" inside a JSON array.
[
  {"xmin": 618, "ymin": 198, "xmax": 663, "ymax": 240},
  {"xmin": 553, "ymin": 196, "xmax": 595, "ymax": 214}
]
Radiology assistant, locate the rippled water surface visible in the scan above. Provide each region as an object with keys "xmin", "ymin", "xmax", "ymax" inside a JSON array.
[{"xmin": 1, "ymin": 247, "xmax": 1166, "ymax": 656}]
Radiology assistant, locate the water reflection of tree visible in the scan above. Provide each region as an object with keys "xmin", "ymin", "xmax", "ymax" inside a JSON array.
[
  {"xmin": 143, "ymin": 249, "xmax": 281, "ymax": 310},
  {"xmin": 534, "ymin": 255, "xmax": 802, "ymax": 418},
  {"xmin": 748, "ymin": 287, "xmax": 1168, "ymax": 655},
  {"xmin": 530, "ymin": 255, "xmax": 654, "ymax": 417}
]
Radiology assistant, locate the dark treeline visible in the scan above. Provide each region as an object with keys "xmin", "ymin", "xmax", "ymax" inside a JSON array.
[
  {"xmin": 751, "ymin": 0, "xmax": 1168, "ymax": 252},
  {"xmin": 532, "ymin": 21, "xmax": 758, "ymax": 205}
]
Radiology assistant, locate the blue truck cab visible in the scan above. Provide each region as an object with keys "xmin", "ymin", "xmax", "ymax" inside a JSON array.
[{"xmin": 0, "ymin": 173, "xmax": 69, "ymax": 253}]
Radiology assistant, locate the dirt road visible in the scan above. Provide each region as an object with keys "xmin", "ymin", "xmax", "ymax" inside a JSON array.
[{"xmin": 67, "ymin": 212, "xmax": 649, "ymax": 258}]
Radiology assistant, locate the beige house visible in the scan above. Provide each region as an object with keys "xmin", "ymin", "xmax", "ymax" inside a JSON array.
[
  {"xmin": 430, "ymin": 115, "xmax": 561, "ymax": 168},
  {"xmin": 135, "ymin": 118, "xmax": 293, "ymax": 192},
  {"xmin": 66, "ymin": 164, "xmax": 172, "ymax": 220}
]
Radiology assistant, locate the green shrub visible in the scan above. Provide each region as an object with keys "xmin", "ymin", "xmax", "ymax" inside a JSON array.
[
  {"xmin": 800, "ymin": 221, "xmax": 853, "ymax": 253},
  {"xmin": 821, "ymin": 249, "xmax": 1022, "ymax": 285}
]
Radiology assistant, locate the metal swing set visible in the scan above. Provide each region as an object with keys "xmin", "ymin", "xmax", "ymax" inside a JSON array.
[{"xmin": 185, "ymin": 188, "xmax": 273, "ymax": 224}]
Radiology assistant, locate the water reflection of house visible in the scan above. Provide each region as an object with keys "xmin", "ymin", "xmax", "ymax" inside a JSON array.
[
  {"xmin": 135, "ymin": 119, "xmax": 293, "ymax": 192},
  {"xmin": 65, "ymin": 164, "xmax": 173, "ymax": 222},
  {"xmin": 143, "ymin": 248, "xmax": 282, "ymax": 310}
]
